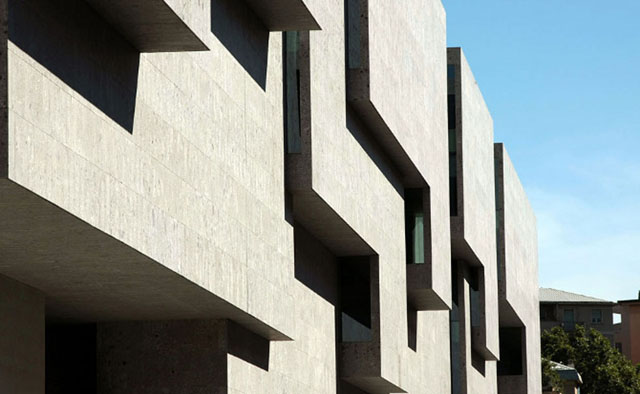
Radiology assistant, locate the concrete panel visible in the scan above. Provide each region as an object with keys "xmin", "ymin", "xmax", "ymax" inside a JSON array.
[
  {"xmin": 242, "ymin": 0, "xmax": 321, "ymax": 31},
  {"xmin": 0, "ymin": 275, "xmax": 44, "ymax": 394},
  {"xmin": 346, "ymin": 0, "xmax": 451, "ymax": 310},
  {"xmin": 495, "ymin": 143, "xmax": 541, "ymax": 394},
  {"xmin": 83, "ymin": 0, "xmax": 208, "ymax": 52},
  {"xmin": 448, "ymin": 47, "xmax": 499, "ymax": 361},
  {"xmin": 6, "ymin": 0, "xmax": 294, "ymax": 340}
]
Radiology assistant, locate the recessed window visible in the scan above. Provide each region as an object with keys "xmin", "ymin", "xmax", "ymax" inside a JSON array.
[
  {"xmin": 563, "ymin": 309, "xmax": 575, "ymax": 330},
  {"xmin": 591, "ymin": 309, "xmax": 602, "ymax": 324},
  {"xmin": 404, "ymin": 189, "xmax": 425, "ymax": 264},
  {"xmin": 540, "ymin": 305, "xmax": 555, "ymax": 321},
  {"xmin": 497, "ymin": 327, "xmax": 524, "ymax": 376},
  {"xmin": 339, "ymin": 258, "xmax": 372, "ymax": 342},
  {"xmin": 283, "ymin": 31, "xmax": 301, "ymax": 153},
  {"xmin": 346, "ymin": 0, "xmax": 361, "ymax": 69}
]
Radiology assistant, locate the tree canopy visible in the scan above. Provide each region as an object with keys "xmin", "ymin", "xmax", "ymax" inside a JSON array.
[{"xmin": 541, "ymin": 326, "xmax": 640, "ymax": 394}]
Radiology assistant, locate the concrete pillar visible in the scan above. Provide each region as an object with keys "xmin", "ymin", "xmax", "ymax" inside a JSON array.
[{"xmin": 0, "ymin": 274, "xmax": 45, "ymax": 394}]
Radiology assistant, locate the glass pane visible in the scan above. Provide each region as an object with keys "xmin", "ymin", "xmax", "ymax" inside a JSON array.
[
  {"xmin": 413, "ymin": 213, "xmax": 424, "ymax": 264},
  {"xmin": 563, "ymin": 309, "xmax": 574, "ymax": 322},
  {"xmin": 591, "ymin": 309, "xmax": 602, "ymax": 323},
  {"xmin": 404, "ymin": 189, "xmax": 425, "ymax": 264},
  {"xmin": 346, "ymin": 0, "xmax": 361, "ymax": 69},
  {"xmin": 341, "ymin": 312, "xmax": 372, "ymax": 342}
]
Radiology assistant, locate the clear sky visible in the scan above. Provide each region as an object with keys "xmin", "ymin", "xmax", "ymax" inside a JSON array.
[{"xmin": 443, "ymin": 0, "xmax": 640, "ymax": 302}]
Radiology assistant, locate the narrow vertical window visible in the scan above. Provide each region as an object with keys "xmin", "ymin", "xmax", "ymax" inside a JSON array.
[
  {"xmin": 450, "ymin": 264, "xmax": 461, "ymax": 394},
  {"xmin": 497, "ymin": 327, "xmax": 524, "ymax": 376},
  {"xmin": 405, "ymin": 189, "xmax": 425, "ymax": 265},
  {"xmin": 339, "ymin": 258, "xmax": 372, "ymax": 342},
  {"xmin": 563, "ymin": 309, "xmax": 575, "ymax": 330},
  {"xmin": 346, "ymin": 0, "xmax": 361, "ymax": 69},
  {"xmin": 283, "ymin": 31, "xmax": 301, "ymax": 153},
  {"xmin": 447, "ymin": 65, "xmax": 458, "ymax": 216}
]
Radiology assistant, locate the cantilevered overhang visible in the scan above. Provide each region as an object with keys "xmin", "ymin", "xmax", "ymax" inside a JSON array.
[
  {"xmin": 84, "ymin": 0, "xmax": 208, "ymax": 52},
  {"xmin": 0, "ymin": 180, "xmax": 289, "ymax": 341},
  {"xmin": 243, "ymin": 0, "xmax": 320, "ymax": 31}
]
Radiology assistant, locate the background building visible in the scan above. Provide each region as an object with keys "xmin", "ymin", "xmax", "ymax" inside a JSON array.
[
  {"xmin": 0, "ymin": 0, "xmax": 541, "ymax": 393},
  {"xmin": 614, "ymin": 294, "xmax": 640, "ymax": 364},
  {"xmin": 540, "ymin": 288, "xmax": 616, "ymax": 342}
]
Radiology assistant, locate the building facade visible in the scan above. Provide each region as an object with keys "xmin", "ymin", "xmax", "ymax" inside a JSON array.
[
  {"xmin": 539, "ymin": 288, "xmax": 616, "ymax": 343},
  {"xmin": 614, "ymin": 295, "xmax": 640, "ymax": 364},
  {"xmin": 0, "ymin": 0, "xmax": 540, "ymax": 393}
]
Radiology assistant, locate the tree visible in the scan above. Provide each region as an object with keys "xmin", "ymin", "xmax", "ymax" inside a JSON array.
[{"xmin": 541, "ymin": 326, "xmax": 640, "ymax": 394}]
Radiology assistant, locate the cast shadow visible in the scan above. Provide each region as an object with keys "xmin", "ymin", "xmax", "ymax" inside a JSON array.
[
  {"xmin": 227, "ymin": 320, "xmax": 270, "ymax": 371},
  {"xmin": 9, "ymin": 0, "xmax": 139, "ymax": 133},
  {"xmin": 211, "ymin": 0, "xmax": 269, "ymax": 90}
]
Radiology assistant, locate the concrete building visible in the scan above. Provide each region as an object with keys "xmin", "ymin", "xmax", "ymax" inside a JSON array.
[
  {"xmin": 540, "ymin": 288, "xmax": 616, "ymax": 343},
  {"xmin": 0, "ymin": 0, "xmax": 540, "ymax": 393},
  {"xmin": 614, "ymin": 294, "xmax": 640, "ymax": 364}
]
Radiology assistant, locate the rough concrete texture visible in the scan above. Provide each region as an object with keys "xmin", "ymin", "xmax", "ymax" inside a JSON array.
[
  {"xmin": 84, "ymin": 0, "xmax": 209, "ymax": 52},
  {"xmin": 0, "ymin": 0, "xmax": 540, "ymax": 392},
  {"xmin": 6, "ymin": 0, "xmax": 294, "ymax": 339},
  {"xmin": 448, "ymin": 47, "xmax": 500, "ymax": 362},
  {"xmin": 302, "ymin": 0, "xmax": 452, "ymax": 391},
  {"xmin": 241, "ymin": 0, "xmax": 321, "ymax": 31},
  {"xmin": 347, "ymin": 0, "xmax": 451, "ymax": 310},
  {"xmin": 495, "ymin": 143, "xmax": 541, "ymax": 394},
  {"xmin": 0, "ymin": 275, "xmax": 45, "ymax": 394}
]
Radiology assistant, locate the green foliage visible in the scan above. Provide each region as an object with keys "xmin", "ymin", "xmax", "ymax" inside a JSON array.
[{"xmin": 541, "ymin": 326, "xmax": 640, "ymax": 394}]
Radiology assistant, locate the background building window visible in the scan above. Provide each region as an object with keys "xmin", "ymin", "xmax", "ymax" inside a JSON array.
[
  {"xmin": 563, "ymin": 309, "xmax": 575, "ymax": 330},
  {"xmin": 540, "ymin": 304, "xmax": 556, "ymax": 321},
  {"xmin": 591, "ymin": 309, "xmax": 602, "ymax": 324}
]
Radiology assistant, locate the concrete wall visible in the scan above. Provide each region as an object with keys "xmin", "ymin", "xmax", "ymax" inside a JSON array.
[
  {"xmin": 7, "ymin": 0, "xmax": 294, "ymax": 338},
  {"xmin": 495, "ymin": 144, "xmax": 541, "ymax": 394},
  {"xmin": 306, "ymin": 0, "xmax": 452, "ymax": 391},
  {"xmin": 449, "ymin": 47, "xmax": 500, "ymax": 362},
  {"xmin": 0, "ymin": 0, "xmax": 541, "ymax": 392},
  {"xmin": 368, "ymin": 0, "xmax": 451, "ymax": 306},
  {"xmin": 0, "ymin": 275, "xmax": 44, "ymax": 394}
]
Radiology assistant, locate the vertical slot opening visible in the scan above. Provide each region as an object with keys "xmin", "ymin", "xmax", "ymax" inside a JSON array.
[
  {"xmin": 405, "ymin": 188, "xmax": 425, "ymax": 265},
  {"xmin": 283, "ymin": 31, "xmax": 301, "ymax": 153},
  {"xmin": 339, "ymin": 258, "xmax": 373, "ymax": 342}
]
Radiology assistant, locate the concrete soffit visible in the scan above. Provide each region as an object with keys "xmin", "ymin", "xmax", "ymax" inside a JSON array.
[{"xmin": 83, "ymin": 0, "xmax": 209, "ymax": 52}]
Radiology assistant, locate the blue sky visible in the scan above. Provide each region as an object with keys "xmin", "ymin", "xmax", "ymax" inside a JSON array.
[{"xmin": 443, "ymin": 0, "xmax": 640, "ymax": 302}]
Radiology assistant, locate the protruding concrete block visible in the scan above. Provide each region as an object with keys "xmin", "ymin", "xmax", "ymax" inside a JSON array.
[
  {"xmin": 84, "ymin": 0, "xmax": 208, "ymax": 52},
  {"xmin": 495, "ymin": 143, "xmax": 541, "ymax": 394},
  {"xmin": 242, "ymin": 0, "xmax": 321, "ymax": 31},
  {"xmin": 448, "ymin": 47, "xmax": 499, "ymax": 361}
]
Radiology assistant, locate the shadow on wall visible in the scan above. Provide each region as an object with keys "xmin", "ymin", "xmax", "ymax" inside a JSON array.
[
  {"xmin": 211, "ymin": 0, "xmax": 269, "ymax": 90},
  {"xmin": 8, "ymin": 0, "xmax": 139, "ymax": 133}
]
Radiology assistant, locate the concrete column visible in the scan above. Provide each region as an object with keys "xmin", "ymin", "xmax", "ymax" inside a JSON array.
[{"xmin": 0, "ymin": 274, "xmax": 45, "ymax": 394}]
